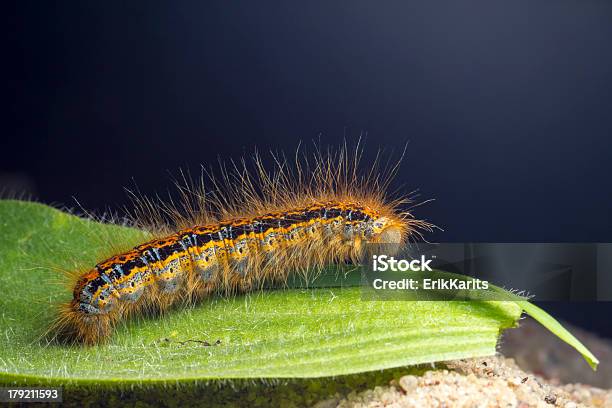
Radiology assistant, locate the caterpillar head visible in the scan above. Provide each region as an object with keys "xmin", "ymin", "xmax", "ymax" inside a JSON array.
[
  {"xmin": 368, "ymin": 216, "xmax": 406, "ymax": 245},
  {"xmin": 357, "ymin": 214, "xmax": 407, "ymax": 260}
]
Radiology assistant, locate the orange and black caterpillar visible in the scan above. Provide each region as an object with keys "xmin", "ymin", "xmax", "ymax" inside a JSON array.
[{"xmin": 51, "ymin": 143, "xmax": 433, "ymax": 344}]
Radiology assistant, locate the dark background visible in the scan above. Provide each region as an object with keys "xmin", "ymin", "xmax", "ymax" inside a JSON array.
[{"xmin": 4, "ymin": 2, "xmax": 612, "ymax": 336}]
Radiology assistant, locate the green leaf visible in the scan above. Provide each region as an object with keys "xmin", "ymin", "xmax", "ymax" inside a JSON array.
[
  {"xmin": 0, "ymin": 200, "xmax": 596, "ymax": 387},
  {"xmin": 518, "ymin": 301, "xmax": 599, "ymax": 370}
]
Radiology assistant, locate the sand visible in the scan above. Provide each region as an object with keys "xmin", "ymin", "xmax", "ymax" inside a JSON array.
[{"xmin": 316, "ymin": 318, "xmax": 612, "ymax": 408}]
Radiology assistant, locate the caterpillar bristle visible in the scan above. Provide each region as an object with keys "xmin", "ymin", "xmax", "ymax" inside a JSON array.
[
  {"xmin": 50, "ymin": 142, "xmax": 435, "ymax": 344},
  {"xmin": 48, "ymin": 301, "xmax": 116, "ymax": 345}
]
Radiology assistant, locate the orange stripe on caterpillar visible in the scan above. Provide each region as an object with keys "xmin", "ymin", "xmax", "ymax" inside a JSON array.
[{"xmin": 50, "ymin": 146, "xmax": 434, "ymax": 345}]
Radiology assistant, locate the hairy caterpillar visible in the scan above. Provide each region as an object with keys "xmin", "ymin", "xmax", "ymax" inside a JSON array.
[{"xmin": 50, "ymin": 143, "xmax": 433, "ymax": 345}]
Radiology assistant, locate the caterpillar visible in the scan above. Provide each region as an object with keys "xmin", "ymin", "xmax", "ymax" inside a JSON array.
[{"xmin": 50, "ymin": 143, "xmax": 433, "ymax": 345}]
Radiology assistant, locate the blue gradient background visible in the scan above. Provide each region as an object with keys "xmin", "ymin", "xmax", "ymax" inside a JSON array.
[{"xmin": 4, "ymin": 2, "xmax": 612, "ymax": 335}]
